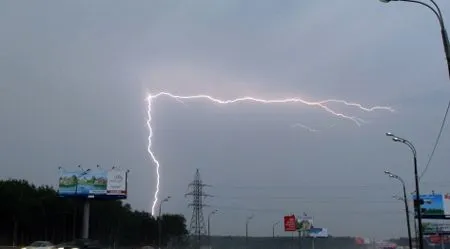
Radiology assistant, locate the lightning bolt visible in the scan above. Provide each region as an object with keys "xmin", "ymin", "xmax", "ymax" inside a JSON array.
[{"xmin": 146, "ymin": 91, "xmax": 394, "ymax": 215}]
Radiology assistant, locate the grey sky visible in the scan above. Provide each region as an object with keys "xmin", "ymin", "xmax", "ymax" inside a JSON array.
[{"xmin": 1, "ymin": 0, "xmax": 450, "ymax": 239}]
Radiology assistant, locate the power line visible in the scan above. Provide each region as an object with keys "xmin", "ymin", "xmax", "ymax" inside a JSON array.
[
  {"xmin": 208, "ymin": 204, "xmax": 405, "ymax": 215},
  {"xmin": 212, "ymin": 195, "xmax": 402, "ymax": 202},
  {"xmin": 420, "ymin": 99, "xmax": 450, "ymax": 180},
  {"xmin": 211, "ymin": 181, "xmax": 450, "ymax": 190}
]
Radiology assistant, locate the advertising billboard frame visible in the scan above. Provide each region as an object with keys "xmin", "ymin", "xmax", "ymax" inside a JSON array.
[
  {"xmin": 297, "ymin": 216, "xmax": 314, "ymax": 232},
  {"xmin": 423, "ymin": 222, "xmax": 450, "ymax": 235},
  {"xmin": 284, "ymin": 215, "xmax": 297, "ymax": 232},
  {"xmin": 411, "ymin": 193, "xmax": 450, "ymax": 219},
  {"xmin": 308, "ymin": 228, "xmax": 329, "ymax": 238},
  {"xmin": 58, "ymin": 167, "xmax": 128, "ymax": 200}
]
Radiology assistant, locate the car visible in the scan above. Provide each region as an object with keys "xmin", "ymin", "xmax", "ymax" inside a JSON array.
[
  {"xmin": 54, "ymin": 239, "xmax": 103, "ymax": 249},
  {"xmin": 22, "ymin": 241, "xmax": 54, "ymax": 249}
]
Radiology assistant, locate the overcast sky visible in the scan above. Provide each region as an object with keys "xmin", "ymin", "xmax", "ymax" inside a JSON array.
[{"xmin": 1, "ymin": 0, "xmax": 450, "ymax": 239}]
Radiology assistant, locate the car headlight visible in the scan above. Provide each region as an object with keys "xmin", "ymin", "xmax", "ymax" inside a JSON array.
[
  {"xmin": 72, "ymin": 247, "xmax": 79, "ymax": 249},
  {"xmin": 22, "ymin": 247, "xmax": 26, "ymax": 249},
  {"xmin": 58, "ymin": 247, "xmax": 64, "ymax": 249}
]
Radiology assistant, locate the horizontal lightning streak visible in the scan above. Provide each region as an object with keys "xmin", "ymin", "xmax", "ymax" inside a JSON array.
[{"xmin": 146, "ymin": 91, "xmax": 394, "ymax": 216}]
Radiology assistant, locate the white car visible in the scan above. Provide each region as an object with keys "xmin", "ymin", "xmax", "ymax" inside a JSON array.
[{"xmin": 22, "ymin": 241, "xmax": 54, "ymax": 249}]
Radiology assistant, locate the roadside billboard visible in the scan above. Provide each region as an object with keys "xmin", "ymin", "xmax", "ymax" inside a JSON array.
[
  {"xmin": 412, "ymin": 194, "xmax": 446, "ymax": 218},
  {"xmin": 423, "ymin": 222, "xmax": 450, "ymax": 235},
  {"xmin": 297, "ymin": 216, "xmax": 313, "ymax": 231},
  {"xmin": 308, "ymin": 228, "xmax": 328, "ymax": 238},
  {"xmin": 58, "ymin": 168, "xmax": 127, "ymax": 199},
  {"xmin": 425, "ymin": 235, "xmax": 450, "ymax": 246},
  {"xmin": 284, "ymin": 215, "xmax": 297, "ymax": 232},
  {"xmin": 444, "ymin": 194, "xmax": 450, "ymax": 215}
]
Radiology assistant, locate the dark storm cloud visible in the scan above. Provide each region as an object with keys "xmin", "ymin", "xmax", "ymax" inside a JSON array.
[{"xmin": 1, "ymin": 0, "xmax": 450, "ymax": 239}]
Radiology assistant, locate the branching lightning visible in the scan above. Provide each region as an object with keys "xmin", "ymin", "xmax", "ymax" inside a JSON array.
[{"xmin": 146, "ymin": 91, "xmax": 394, "ymax": 215}]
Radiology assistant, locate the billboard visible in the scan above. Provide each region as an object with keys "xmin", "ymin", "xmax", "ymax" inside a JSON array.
[
  {"xmin": 297, "ymin": 216, "xmax": 313, "ymax": 231},
  {"xmin": 412, "ymin": 194, "xmax": 448, "ymax": 218},
  {"xmin": 58, "ymin": 168, "xmax": 127, "ymax": 199},
  {"xmin": 423, "ymin": 222, "xmax": 450, "ymax": 235},
  {"xmin": 284, "ymin": 215, "xmax": 297, "ymax": 232},
  {"xmin": 425, "ymin": 235, "xmax": 450, "ymax": 246},
  {"xmin": 308, "ymin": 228, "xmax": 328, "ymax": 238}
]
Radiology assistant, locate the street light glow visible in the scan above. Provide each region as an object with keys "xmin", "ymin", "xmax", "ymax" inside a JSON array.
[
  {"xmin": 384, "ymin": 170, "xmax": 400, "ymax": 179},
  {"xmin": 392, "ymin": 137, "xmax": 402, "ymax": 142}
]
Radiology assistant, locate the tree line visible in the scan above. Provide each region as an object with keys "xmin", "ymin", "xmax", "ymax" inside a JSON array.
[{"xmin": 0, "ymin": 179, "xmax": 188, "ymax": 247}]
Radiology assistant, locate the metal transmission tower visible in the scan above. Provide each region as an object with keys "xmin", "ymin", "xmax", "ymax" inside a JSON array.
[{"xmin": 186, "ymin": 169, "xmax": 211, "ymax": 245}]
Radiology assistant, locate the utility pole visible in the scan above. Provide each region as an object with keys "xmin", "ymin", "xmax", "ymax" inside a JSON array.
[
  {"xmin": 158, "ymin": 196, "xmax": 171, "ymax": 249},
  {"xmin": 186, "ymin": 169, "xmax": 211, "ymax": 249},
  {"xmin": 245, "ymin": 214, "xmax": 254, "ymax": 249},
  {"xmin": 207, "ymin": 209, "xmax": 217, "ymax": 249}
]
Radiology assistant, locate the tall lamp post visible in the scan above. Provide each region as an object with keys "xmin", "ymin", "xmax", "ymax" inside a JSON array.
[
  {"xmin": 272, "ymin": 221, "xmax": 280, "ymax": 238},
  {"xmin": 385, "ymin": 170, "xmax": 413, "ymax": 249},
  {"xmin": 394, "ymin": 194, "xmax": 419, "ymax": 246},
  {"xmin": 208, "ymin": 209, "xmax": 218, "ymax": 249},
  {"xmin": 379, "ymin": 0, "xmax": 450, "ymax": 79},
  {"xmin": 385, "ymin": 132, "xmax": 424, "ymax": 249},
  {"xmin": 246, "ymin": 214, "xmax": 254, "ymax": 249},
  {"xmin": 158, "ymin": 196, "xmax": 171, "ymax": 249}
]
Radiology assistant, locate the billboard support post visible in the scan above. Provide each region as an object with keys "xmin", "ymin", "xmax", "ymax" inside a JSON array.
[
  {"xmin": 58, "ymin": 166, "xmax": 129, "ymax": 240},
  {"xmin": 82, "ymin": 198, "xmax": 90, "ymax": 239},
  {"xmin": 298, "ymin": 230, "xmax": 302, "ymax": 249}
]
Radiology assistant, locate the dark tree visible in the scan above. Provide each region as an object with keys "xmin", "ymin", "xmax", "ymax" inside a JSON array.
[{"xmin": 0, "ymin": 179, "xmax": 188, "ymax": 247}]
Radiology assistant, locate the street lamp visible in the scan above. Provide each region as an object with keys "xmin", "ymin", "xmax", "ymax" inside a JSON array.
[
  {"xmin": 158, "ymin": 196, "xmax": 171, "ymax": 249},
  {"xmin": 208, "ymin": 210, "xmax": 218, "ymax": 249},
  {"xmin": 245, "ymin": 214, "xmax": 254, "ymax": 249},
  {"xmin": 378, "ymin": 0, "xmax": 450, "ymax": 79},
  {"xmin": 385, "ymin": 132, "xmax": 424, "ymax": 249},
  {"xmin": 385, "ymin": 170, "xmax": 413, "ymax": 249},
  {"xmin": 394, "ymin": 195, "xmax": 419, "ymax": 246},
  {"xmin": 272, "ymin": 221, "xmax": 280, "ymax": 238}
]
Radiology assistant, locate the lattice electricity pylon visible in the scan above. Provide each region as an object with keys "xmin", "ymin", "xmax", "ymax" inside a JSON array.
[{"xmin": 185, "ymin": 169, "xmax": 212, "ymax": 243}]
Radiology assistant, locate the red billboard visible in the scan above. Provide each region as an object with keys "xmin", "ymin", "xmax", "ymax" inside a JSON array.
[{"xmin": 284, "ymin": 215, "xmax": 297, "ymax": 231}]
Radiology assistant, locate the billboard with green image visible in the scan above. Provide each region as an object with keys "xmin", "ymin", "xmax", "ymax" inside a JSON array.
[{"xmin": 58, "ymin": 168, "xmax": 127, "ymax": 199}]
